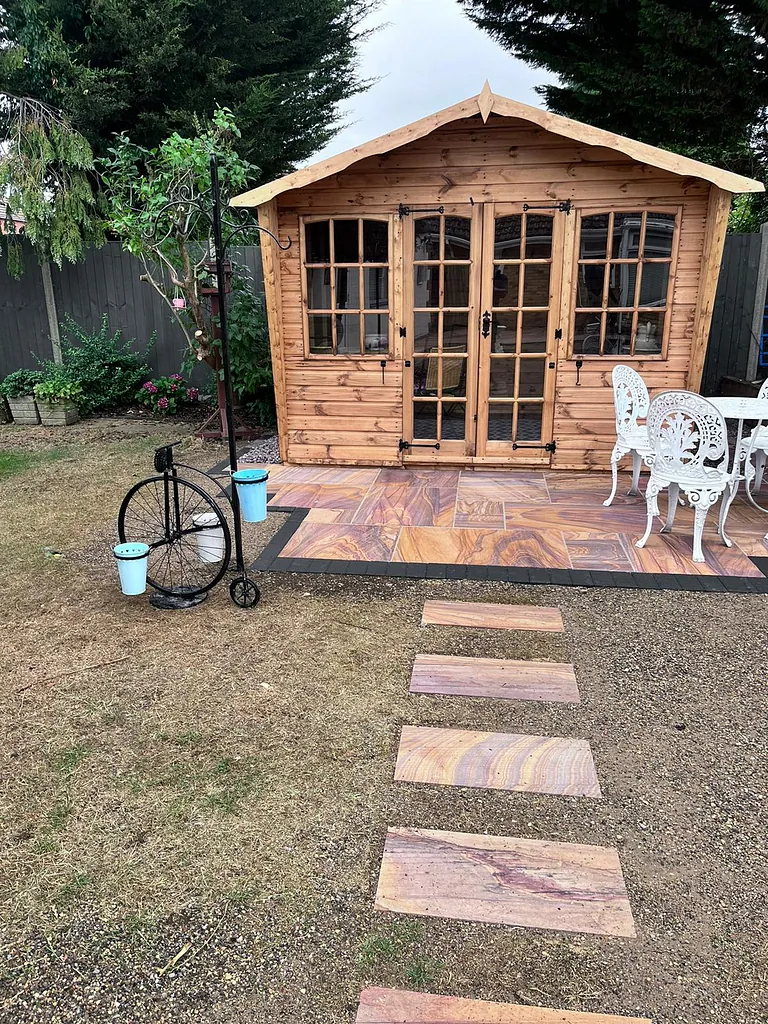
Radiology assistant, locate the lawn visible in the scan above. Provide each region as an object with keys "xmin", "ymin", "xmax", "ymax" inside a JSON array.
[{"xmin": 0, "ymin": 418, "xmax": 766, "ymax": 1024}]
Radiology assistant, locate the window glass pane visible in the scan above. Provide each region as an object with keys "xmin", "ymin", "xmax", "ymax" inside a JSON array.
[
  {"xmin": 336, "ymin": 313, "xmax": 360, "ymax": 354},
  {"xmin": 444, "ymin": 217, "xmax": 471, "ymax": 260},
  {"xmin": 525, "ymin": 215, "xmax": 553, "ymax": 259},
  {"xmin": 491, "ymin": 312, "xmax": 517, "ymax": 353},
  {"xmin": 494, "ymin": 216, "xmax": 521, "ymax": 260},
  {"xmin": 442, "ymin": 401, "xmax": 466, "ymax": 440},
  {"xmin": 580, "ymin": 214, "xmax": 608, "ymax": 259},
  {"xmin": 522, "ymin": 263, "xmax": 550, "ymax": 307},
  {"xmin": 415, "ymin": 265, "xmax": 440, "ymax": 308},
  {"xmin": 334, "ymin": 220, "xmax": 359, "ymax": 263},
  {"xmin": 414, "ymin": 401, "xmax": 438, "ymax": 438},
  {"xmin": 639, "ymin": 262, "xmax": 670, "ymax": 307},
  {"xmin": 644, "ymin": 213, "xmax": 675, "ymax": 258},
  {"xmin": 308, "ymin": 314, "xmax": 332, "ymax": 354},
  {"xmin": 444, "ymin": 265, "xmax": 469, "ymax": 307},
  {"xmin": 605, "ymin": 312, "xmax": 633, "ymax": 355},
  {"xmin": 364, "ymin": 314, "xmax": 389, "ymax": 354},
  {"xmin": 414, "ymin": 312, "xmax": 439, "ymax": 353},
  {"xmin": 306, "ymin": 267, "xmax": 331, "ymax": 309},
  {"xmin": 516, "ymin": 404, "xmax": 543, "ymax": 442},
  {"xmin": 520, "ymin": 311, "xmax": 548, "ymax": 353},
  {"xmin": 635, "ymin": 312, "xmax": 664, "ymax": 354},
  {"xmin": 489, "ymin": 358, "xmax": 515, "ymax": 397},
  {"xmin": 441, "ymin": 357, "xmax": 467, "ymax": 397},
  {"xmin": 577, "ymin": 264, "xmax": 605, "ymax": 307},
  {"xmin": 363, "ymin": 220, "xmax": 388, "ymax": 262},
  {"xmin": 443, "ymin": 312, "xmax": 469, "ymax": 352},
  {"xmin": 335, "ymin": 267, "xmax": 359, "ymax": 309},
  {"xmin": 612, "ymin": 212, "xmax": 642, "ymax": 258},
  {"xmin": 306, "ymin": 221, "xmax": 330, "ymax": 263},
  {"xmin": 518, "ymin": 358, "xmax": 545, "ymax": 398},
  {"xmin": 608, "ymin": 263, "xmax": 638, "ymax": 307},
  {"xmin": 364, "ymin": 267, "xmax": 388, "ymax": 309},
  {"xmin": 414, "ymin": 217, "xmax": 440, "ymax": 260},
  {"xmin": 492, "ymin": 265, "xmax": 519, "ymax": 307},
  {"xmin": 487, "ymin": 404, "xmax": 513, "ymax": 440},
  {"xmin": 573, "ymin": 312, "xmax": 603, "ymax": 355}
]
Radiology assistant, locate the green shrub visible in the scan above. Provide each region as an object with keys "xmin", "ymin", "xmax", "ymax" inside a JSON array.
[
  {"xmin": 0, "ymin": 368, "xmax": 43, "ymax": 398},
  {"xmin": 58, "ymin": 314, "xmax": 153, "ymax": 413},
  {"xmin": 136, "ymin": 374, "xmax": 199, "ymax": 415},
  {"xmin": 34, "ymin": 365, "xmax": 84, "ymax": 406}
]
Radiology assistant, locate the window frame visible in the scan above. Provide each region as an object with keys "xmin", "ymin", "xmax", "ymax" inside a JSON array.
[
  {"xmin": 300, "ymin": 214, "xmax": 394, "ymax": 359},
  {"xmin": 568, "ymin": 206, "xmax": 682, "ymax": 360}
]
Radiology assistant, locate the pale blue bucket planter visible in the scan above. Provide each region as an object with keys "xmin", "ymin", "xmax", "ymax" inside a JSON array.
[
  {"xmin": 232, "ymin": 469, "xmax": 269, "ymax": 522},
  {"xmin": 113, "ymin": 542, "xmax": 150, "ymax": 595}
]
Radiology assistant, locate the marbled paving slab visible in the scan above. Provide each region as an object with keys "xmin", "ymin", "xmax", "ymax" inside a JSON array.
[
  {"xmin": 409, "ymin": 654, "xmax": 579, "ymax": 703},
  {"xmin": 545, "ymin": 473, "xmax": 643, "ymax": 506},
  {"xmin": 356, "ymin": 987, "xmax": 652, "ymax": 1023},
  {"xmin": 378, "ymin": 467, "xmax": 460, "ymax": 487},
  {"xmin": 630, "ymin": 531, "xmax": 765, "ymax": 577},
  {"xmin": 272, "ymin": 483, "xmax": 369, "ymax": 510},
  {"xmin": 353, "ymin": 483, "xmax": 456, "ymax": 527},
  {"xmin": 421, "ymin": 601, "xmax": 564, "ymax": 632},
  {"xmin": 279, "ymin": 523, "xmax": 399, "ymax": 561},
  {"xmin": 394, "ymin": 726, "xmax": 601, "ymax": 797},
  {"xmin": 562, "ymin": 532, "xmax": 636, "ymax": 572},
  {"xmin": 458, "ymin": 472, "xmax": 549, "ymax": 505},
  {"xmin": 374, "ymin": 827, "xmax": 636, "ymax": 937},
  {"xmin": 393, "ymin": 527, "xmax": 570, "ymax": 567},
  {"xmin": 502, "ymin": 504, "xmax": 647, "ymax": 535},
  {"xmin": 454, "ymin": 499, "xmax": 505, "ymax": 529}
]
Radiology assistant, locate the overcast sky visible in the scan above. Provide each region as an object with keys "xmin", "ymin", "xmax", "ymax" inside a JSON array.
[{"xmin": 315, "ymin": 0, "xmax": 557, "ymax": 160}]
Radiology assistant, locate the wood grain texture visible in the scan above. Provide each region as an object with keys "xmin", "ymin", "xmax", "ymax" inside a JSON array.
[
  {"xmin": 409, "ymin": 654, "xmax": 579, "ymax": 703},
  {"xmin": 374, "ymin": 827, "xmax": 636, "ymax": 937},
  {"xmin": 356, "ymin": 987, "xmax": 652, "ymax": 1024},
  {"xmin": 394, "ymin": 726, "xmax": 601, "ymax": 797},
  {"xmin": 421, "ymin": 601, "xmax": 564, "ymax": 632},
  {"xmin": 394, "ymin": 527, "xmax": 571, "ymax": 568},
  {"xmin": 280, "ymin": 523, "xmax": 400, "ymax": 561}
]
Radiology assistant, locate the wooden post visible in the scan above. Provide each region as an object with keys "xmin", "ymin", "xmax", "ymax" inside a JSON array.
[
  {"xmin": 40, "ymin": 261, "xmax": 62, "ymax": 364},
  {"xmin": 688, "ymin": 186, "xmax": 733, "ymax": 392},
  {"xmin": 258, "ymin": 200, "xmax": 289, "ymax": 463},
  {"xmin": 747, "ymin": 220, "xmax": 768, "ymax": 380}
]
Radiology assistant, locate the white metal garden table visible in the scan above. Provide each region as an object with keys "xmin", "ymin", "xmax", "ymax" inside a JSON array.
[{"xmin": 707, "ymin": 395, "xmax": 768, "ymax": 543}]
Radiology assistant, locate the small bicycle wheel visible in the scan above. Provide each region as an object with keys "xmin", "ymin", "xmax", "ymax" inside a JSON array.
[
  {"xmin": 118, "ymin": 475, "xmax": 232, "ymax": 597},
  {"xmin": 229, "ymin": 576, "xmax": 261, "ymax": 608}
]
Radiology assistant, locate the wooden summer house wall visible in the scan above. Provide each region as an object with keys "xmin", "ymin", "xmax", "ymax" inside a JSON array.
[{"xmin": 266, "ymin": 113, "xmax": 720, "ymax": 471}]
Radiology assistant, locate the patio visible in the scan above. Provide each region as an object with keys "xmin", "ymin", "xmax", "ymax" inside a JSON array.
[{"xmin": 248, "ymin": 464, "xmax": 768, "ymax": 590}]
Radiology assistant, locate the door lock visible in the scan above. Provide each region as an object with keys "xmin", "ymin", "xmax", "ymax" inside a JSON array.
[{"xmin": 481, "ymin": 310, "xmax": 491, "ymax": 338}]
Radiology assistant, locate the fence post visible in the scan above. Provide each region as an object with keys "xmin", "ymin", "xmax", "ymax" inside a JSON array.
[
  {"xmin": 747, "ymin": 221, "xmax": 768, "ymax": 379},
  {"xmin": 40, "ymin": 261, "xmax": 62, "ymax": 364}
]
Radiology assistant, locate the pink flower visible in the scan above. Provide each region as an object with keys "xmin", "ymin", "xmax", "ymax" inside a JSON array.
[
  {"xmin": 169, "ymin": 382, "xmax": 178, "ymax": 391},
  {"xmin": 170, "ymin": 373, "xmax": 184, "ymax": 382},
  {"xmin": 187, "ymin": 387, "xmax": 199, "ymax": 401},
  {"xmin": 157, "ymin": 396, "xmax": 169, "ymax": 410},
  {"xmin": 143, "ymin": 381, "xmax": 158, "ymax": 394}
]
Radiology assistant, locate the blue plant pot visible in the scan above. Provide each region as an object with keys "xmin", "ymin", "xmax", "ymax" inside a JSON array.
[
  {"xmin": 232, "ymin": 468, "xmax": 270, "ymax": 523},
  {"xmin": 113, "ymin": 542, "xmax": 150, "ymax": 595}
]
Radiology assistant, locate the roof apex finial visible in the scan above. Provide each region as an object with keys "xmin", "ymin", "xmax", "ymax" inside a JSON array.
[{"xmin": 478, "ymin": 80, "xmax": 495, "ymax": 122}]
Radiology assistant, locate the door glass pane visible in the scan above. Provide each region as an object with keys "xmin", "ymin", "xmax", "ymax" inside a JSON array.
[
  {"xmin": 444, "ymin": 265, "xmax": 469, "ymax": 307},
  {"xmin": 518, "ymin": 358, "xmax": 545, "ymax": 398},
  {"xmin": 335, "ymin": 267, "xmax": 359, "ymax": 309},
  {"xmin": 491, "ymin": 312, "xmax": 517, "ymax": 353},
  {"xmin": 605, "ymin": 312, "xmax": 633, "ymax": 355},
  {"xmin": 334, "ymin": 220, "xmax": 359, "ymax": 263},
  {"xmin": 639, "ymin": 262, "xmax": 669, "ymax": 307},
  {"xmin": 492, "ymin": 265, "xmax": 519, "ymax": 307},
  {"xmin": 414, "ymin": 402, "xmax": 438, "ymax": 439},
  {"xmin": 612, "ymin": 212, "xmax": 642, "ymax": 259},
  {"xmin": 644, "ymin": 213, "xmax": 675, "ymax": 258},
  {"xmin": 608, "ymin": 263, "xmax": 637, "ymax": 307},
  {"xmin": 364, "ymin": 314, "xmax": 389, "ymax": 354},
  {"xmin": 414, "ymin": 358, "xmax": 437, "ymax": 395},
  {"xmin": 523, "ymin": 264, "xmax": 550, "ymax": 307},
  {"xmin": 489, "ymin": 359, "xmax": 515, "ymax": 398},
  {"xmin": 525, "ymin": 215, "xmax": 553, "ymax": 259},
  {"xmin": 443, "ymin": 313, "xmax": 469, "ymax": 352},
  {"xmin": 442, "ymin": 401, "xmax": 466, "ymax": 440},
  {"xmin": 573, "ymin": 312, "xmax": 603, "ymax": 355},
  {"xmin": 364, "ymin": 267, "xmax": 388, "ymax": 309},
  {"xmin": 336, "ymin": 313, "xmax": 360, "ymax": 354},
  {"xmin": 494, "ymin": 216, "xmax": 521, "ymax": 260},
  {"xmin": 414, "ymin": 312, "xmax": 439, "ymax": 353},
  {"xmin": 415, "ymin": 265, "xmax": 440, "ymax": 307},
  {"xmin": 516, "ymin": 404, "xmax": 543, "ymax": 441},
  {"xmin": 444, "ymin": 217, "xmax": 471, "ymax": 260},
  {"xmin": 306, "ymin": 221, "xmax": 330, "ymax": 263},
  {"xmin": 442, "ymin": 357, "xmax": 467, "ymax": 397},
  {"xmin": 635, "ymin": 312, "xmax": 664, "ymax": 353},
  {"xmin": 308, "ymin": 314, "xmax": 332, "ymax": 353},
  {"xmin": 306, "ymin": 267, "xmax": 331, "ymax": 308},
  {"xmin": 414, "ymin": 217, "xmax": 440, "ymax": 260},
  {"xmin": 577, "ymin": 264, "xmax": 605, "ymax": 307},
  {"xmin": 487, "ymin": 404, "xmax": 513, "ymax": 440},
  {"xmin": 363, "ymin": 220, "xmax": 388, "ymax": 262},
  {"xmin": 580, "ymin": 214, "xmax": 608, "ymax": 259},
  {"xmin": 520, "ymin": 312, "xmax": 548, "ymax": 353}
]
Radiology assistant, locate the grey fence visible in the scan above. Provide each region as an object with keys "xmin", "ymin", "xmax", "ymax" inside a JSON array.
[{"xmin": 0, "ymin": 240, "xmax": 264, "ymax": 384}]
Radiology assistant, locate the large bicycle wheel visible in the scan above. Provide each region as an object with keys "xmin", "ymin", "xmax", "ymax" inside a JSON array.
[{"xmin": 118, "ymin": 475, "xmax": 232, "ymax": 597}]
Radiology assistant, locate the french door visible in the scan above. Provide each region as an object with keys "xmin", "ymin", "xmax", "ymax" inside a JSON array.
[{"xmin": 402, "ymin": 203, "xmax": 563, "ymax": 465}]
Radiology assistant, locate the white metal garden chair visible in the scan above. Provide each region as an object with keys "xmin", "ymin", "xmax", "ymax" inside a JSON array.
[
  {"xmin": 636, "ymin": 391, "xmax": 731, "ymax": 563},
  {"xmin": 739, "ymin": 378, "xmax": 768, "ymax": 490},
  {"xmin": 604, "ymin": 364, "xmax": 654, "ymax": 506}
]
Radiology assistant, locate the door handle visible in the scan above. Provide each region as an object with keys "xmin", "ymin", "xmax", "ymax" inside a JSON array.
[{"xmin": 481, "ymin": 311, "xmax": 491, "ymax": 338}]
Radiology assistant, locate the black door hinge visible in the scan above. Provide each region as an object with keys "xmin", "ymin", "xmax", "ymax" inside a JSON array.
[
  {"xmin": 554, "ymin": 328, "xmax": 563, "ymax": 340},
  {"xmin": 399, "ymin": 439, "xmax": 441, "ymax": 452},
  {"xmin": 511, "ymin": 440, "xmax": 557, "ymax": 453},
  {"xmin": 398, "ymin": 204, "xmax": 445, "ymax": 218},
  {"xmin": 523, "ymin": 200, "xmax": 571, "ymax": 214}
]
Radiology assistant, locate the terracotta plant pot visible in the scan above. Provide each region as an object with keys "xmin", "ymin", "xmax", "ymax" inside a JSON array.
[
  {"xmin": 7, "ymin": 395, "xmax": 40, "ymax": 425},
  {"xmin": 38, "ymin": 401, "xmax": 80, "ymax": 426}
]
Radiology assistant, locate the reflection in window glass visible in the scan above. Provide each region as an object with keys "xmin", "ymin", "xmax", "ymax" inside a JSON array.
[
  {"xmin": 414, "ymin": 402, "xmax": 438, "ymax": 438},
  {"xmin": 577, "ymin": 264, "xmax": 605, "ymax": 307},
  {"xmin": 487, "ymin": 404, "xmax": 513, "ymax": 441},
  {"xmin": 308, "ymin": 314, "xmax": 332, "ymax": 354},
  {"xmin": 635, "ymin": 312, "xmax": 664, "ymax": 354},
  {"xmin": 334, "ymin": 220, "xmax": 359, "ymax": 263},
  {"xmin": 442, "ymin": 402, "xmax": 466, "ymax": 440},
  {"xmin": 494, "ymin": 216, "xmax": 521, "ymax": 260},
  {"xmin": 442, "ymin": 358, "xmax": 467, "ymax": 397},
  {"xmin": 492, "ymin": 265, "xmax": 519, "ymax": 307},
  {"xmin": 639, "ymin": 263, "xmax": 669, "ymax": 307},
  {"xmin": 413, "ymin": 358, "xmax": 432, "ymax": 395},
  {"xmin": 364, "ymin": 267, "xmax": 388, "ymax": 309},
  {"xmin": 605, "ymin": 312, "xmax": 633, "ymax": 355},
  {"xmin": 364, "ymin": 314, "xmax": 389, "ymax": 354},
  {"xmin": 444, "ymin": 217, "xmax": 471, "ymax": 260},
  {"xmin": 363, "ymin": 220, "xmax": 388, "ymax": 262},
  {"xmin": 306, "ymin": 267, "xmax": 331, "ymax": 309},
  {"xmin": 489, "ymin": 359, "xmax": 515, "ymax": 398},
  {"xmin": 414, "ymin": 217, "xmax": 440, "ymax": 260},
  {"xmin": 608, "ymin": 263, "xmax": 637, "ymax": 307},
  {"xmin": 573, "ymin": 313, "xmax": 603, "ymax": 355},
  {"xmin": 644, "ymin": 213, "xmax": 675, "ymax": 258},
  {"xmin": 518, "ymin": 358, "xmax": 546, "ymax": 398},
  {"xmin": 517, "ymin": 404, "xmax": 543, "ymax": 441},
  {"xmin": 414, "ymin": 312, "xmax": 439, "ymax": 353},
  {"xmin": 612, "ymin": 212, "xmax": 642, "ymax": 259},
  {"xmin": 525, "ymin": 215, "xmax": 553, "ymax": 259},
  {"xmin": 523, "ymin": 264, "xmax": 550, "ymax": 307},
  {"xmin": 443, "ymin": 265, "xmax": 470, "ymax": 307},
  {"xmin": 335, "ymin": 267, "xmax": 359, "ymax": 309},
  {"xmin": 491, "ymin": 312, "xmax": 517, "ymax": 354},
  {"xmin": 306, "ymin": 221, "xmax": 330, "ymax": 263},
  {"xmin": 443, "ymin": 313, "xmax": 469, "ymax": 353},
  {"xmin": 416, "ymin": 266, "xmax": 441, "ymax": 308},
  {"xmin": 520, "ymin": 311, "xmax": 548, "ymax": 353},
  {"xmin": 336, "ymin": 314, "xmax": 360, "ymax": 353},
  {"xmin": 580, "ymin": 214, "xmax": 608, "ymax": 259}
]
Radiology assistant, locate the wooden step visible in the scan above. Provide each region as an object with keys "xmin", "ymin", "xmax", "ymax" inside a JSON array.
[
  {"xmin": 410, "ymin": 654, "xmax": 579, "ymax": 703},
  {"xmin": 356, "ymin": 987, "xmax": 652, "ymax": 1023},
  {"xmin": 375, "ymin": 827, "xmax": 635, "ymax": 938},
  {"xmin": 422, "ymin": 600, "xmax": 564, "ymax": 632},
  {"xmin": 394, "ymin": 726, "xmax": 601, "ymax": 797}
]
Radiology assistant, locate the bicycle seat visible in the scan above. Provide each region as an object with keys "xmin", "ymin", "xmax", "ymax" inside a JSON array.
[{"xmin": 153, "ymin": 442, "xmax": 183, "ymax": 473}]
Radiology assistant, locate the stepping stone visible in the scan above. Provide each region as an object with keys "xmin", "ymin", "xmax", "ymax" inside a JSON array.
[
  {"xmin": 375, "ymin": 827, "xmax": 636, "ymax": 938},
  {"xmin": 422, "ymin": 600, "xmax": 564, "ymax": 632},
  {"xmin": 394, "ymin": 726, "xmax": 601, "ymax": 797},
  {"xmin": 410, "ymin": 654, "xmax": 579, "ymax": 703},
  {"xmin": 356, "ymin": 987, "xmax": 652, "ymax": 1023}
]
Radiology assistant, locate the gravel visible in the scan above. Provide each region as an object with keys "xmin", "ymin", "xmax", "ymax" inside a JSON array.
[{"xmin": 239, "ymin": 436, "xmax": 281, "ymax": 465}]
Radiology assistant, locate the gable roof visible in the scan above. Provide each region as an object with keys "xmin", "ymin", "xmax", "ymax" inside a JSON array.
[{"xmin": 231, "ymin": 82, "xmax": 764, "ymax": 208}]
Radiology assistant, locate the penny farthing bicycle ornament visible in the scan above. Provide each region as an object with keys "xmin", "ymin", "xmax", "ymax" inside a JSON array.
[{"xmin": 115, "ymin": 154, "xmax": 290, "ymax": 609}]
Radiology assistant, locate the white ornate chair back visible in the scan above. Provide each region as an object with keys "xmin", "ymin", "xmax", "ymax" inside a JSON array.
[
  {"xmin": 646, "ymin": 391, "xmax": 728, "ymax": 479},
  {"xmin": 757, "ymin": 378, "xmax": 768, "ymax": 401},
  {"xmin": 611, "ymin": 365, "xmax": 649, "ymax": 438}
]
